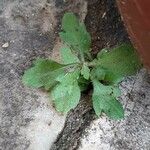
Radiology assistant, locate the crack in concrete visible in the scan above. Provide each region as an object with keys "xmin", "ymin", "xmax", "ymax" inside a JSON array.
[{"xmin": 50, "ymin": 0, "xmax": 130, "ymax": 149}]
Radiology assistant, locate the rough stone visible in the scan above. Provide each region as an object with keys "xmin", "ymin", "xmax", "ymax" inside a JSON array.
[
  {"xmin": 0, "ymin": 0, "xmax": 64, "ymax": 149},
  {"xmin": 78, "ymin": 69, "xmax": 150, "ymax": 150},
  {"xmin": 1, "ymin": 0, "xmax": 150, "ymax": 150},
  {"xmin": 0, "ymin": 0, "xmax": 87, "ymax": 150}
]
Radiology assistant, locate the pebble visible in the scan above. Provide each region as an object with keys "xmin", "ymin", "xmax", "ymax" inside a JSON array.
[{"xmin": 2, "ymin": 42, "xmax": 9, "ymax": 48}]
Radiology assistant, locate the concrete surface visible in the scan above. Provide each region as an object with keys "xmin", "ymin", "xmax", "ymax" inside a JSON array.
[
  {"xmin": 0, "ymin": 0, "xmax": 87, "ymax": 150},
  {"xmin": 78, "ymin": 69, "xmax": 150, "ymax": 150},
  {"xmin": 0, "ymin": 0, "xmax": 150, "ymax": 150},
  {"xmin": 0, "ymin": 0, "xmax": 67, "ymax": 149}
]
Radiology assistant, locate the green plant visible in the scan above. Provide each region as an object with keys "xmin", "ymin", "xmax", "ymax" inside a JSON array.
[{"xmin": 22, "ymin": 13, "xmax": 142, "ymax": 120}]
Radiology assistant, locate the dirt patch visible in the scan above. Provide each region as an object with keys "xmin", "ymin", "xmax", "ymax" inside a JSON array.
[
  {"xmin": 50, "ymin": 0, "xmax": 129, "ymax": 150},
  {"xmin": 85, "ymin": 0, "xmax": 129, "ymax": 55},
  {"xmin": 50, "ymin": 95, "xmax": 95, "ymax": 150}
]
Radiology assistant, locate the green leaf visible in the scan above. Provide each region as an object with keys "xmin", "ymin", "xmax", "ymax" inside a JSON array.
[
  {"xmin": 59, "ymin": 13, "xmax": 91, "ymax": 55},
  {"xmin": 60, "ymin": 46, "xmax": 79, "ymax": 64},
  {"xmin": 78, "ymin": 76, "xmax": 90, "ymax": 91},
  {"xmin": 81, "ymin": 64, "xmax": 90, "ymax": 80},
  {"xmin": 92, "ymin": 80, "xmax": 124, "ymax": 120},
  {"xmin": 97, "ymin": 44, "xmax": 142, "ymax": 84},
  {"xmin": 61, "ymin": 12, "xmax": 79, "ymax": 31},
  {"xmin": 51, "ymin": 70, "xmax": 81, "ymax": 113},
  {"xmin": 97, "ymin": 48, "xmax": 108, "ymax": 58},
  {"xmin": 91, "ymin": 67, "xmax": 106, "ymax": 81},
  {"xmin": 22, "ymin": 58, "xmax": 66, "ymax": 90}
]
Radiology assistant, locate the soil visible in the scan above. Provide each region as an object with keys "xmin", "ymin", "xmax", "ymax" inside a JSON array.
[
  {"xmin": 50, "ymin": 95, "xmax": 95, "ymax": 150},
  {"xmin": 85, "ymin": 0, "xmax": 129, "ymax": 55},
  {"xmin": 51, "ymin": 0, "xmax": 130, "ymax": 150}
]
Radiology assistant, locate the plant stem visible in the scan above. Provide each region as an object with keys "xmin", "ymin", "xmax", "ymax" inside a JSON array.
[
  {"xmin": 66, "ymin": 62, "xmax": 81, "ymax": 67},
  {"xmin": 87, "ymin": 61, "xmax": 101, "ymax": 67},
  {"xmin": 79, "ymin": 49, "xmax": 85, "ymax": 62},
  {"xmin": 87, "ymin": 52, "xmax": 93, "ymax": 61}
]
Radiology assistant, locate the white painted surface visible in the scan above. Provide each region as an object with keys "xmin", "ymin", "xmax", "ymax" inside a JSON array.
[{"xmin": 23, "ymin": 93, "xmax": 66, "ymax": 150}]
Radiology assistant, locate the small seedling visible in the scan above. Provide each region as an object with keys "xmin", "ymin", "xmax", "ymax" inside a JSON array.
[{"xmin": 22, "ymin": 13, "xmax": 142, "ymax": 120}]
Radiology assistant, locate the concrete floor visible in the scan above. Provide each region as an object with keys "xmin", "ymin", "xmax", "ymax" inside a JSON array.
[{"xmin": 0, "ymin": 0, "xmax": 150, "ymax": 150}]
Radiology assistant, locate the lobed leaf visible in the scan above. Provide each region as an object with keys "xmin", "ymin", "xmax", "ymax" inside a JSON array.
[
  {"xmin": 51, "ymin": 70, "xmax": 81, "ymax": 113},
  {"xmin": 22, "ymin": 58, "xmax": 66, "ymax": 90},
  {"xmin": 96, "ymin": 44, "xmax": 142, "ymax": 84},
  {"xmin": 92, "ymin": 80, "xmax": 124, "ymax": 120},
  {"xmin": 60, "ymin": 46, "xmax": 79, "ymax": 64},
  {"xmin": 59, "ymin": 13, "xmax": 91, "ymax": 55}
]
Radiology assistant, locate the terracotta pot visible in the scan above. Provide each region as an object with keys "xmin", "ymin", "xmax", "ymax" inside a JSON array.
[{"xmin": 116, "ymin": 0, "xmax": 150, "ymax": 69}]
